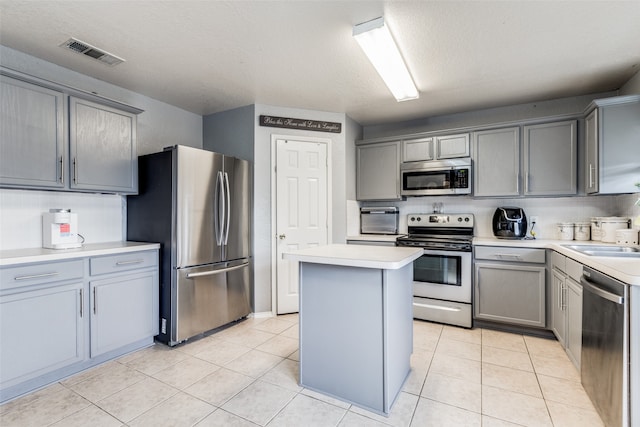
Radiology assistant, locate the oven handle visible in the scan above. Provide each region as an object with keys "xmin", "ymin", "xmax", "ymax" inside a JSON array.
[{"xmin": 413, "ymin": 302, "xmax": 462, "ymax": 312}]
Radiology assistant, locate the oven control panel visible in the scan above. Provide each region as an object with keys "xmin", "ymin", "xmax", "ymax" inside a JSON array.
[{"xmin": 407, "ymin": 213, "xmax": 474, "ymax": 227}]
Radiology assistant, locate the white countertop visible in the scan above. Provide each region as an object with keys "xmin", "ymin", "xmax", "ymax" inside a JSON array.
[
  {"xmin": 283, "ymin": 244, "xmax": 422, "ymax": 270},
  {"xmin": 0, "ymin": 241, "xmax": 160, "ymax": 266},
  {"xmin": 346, "ymin": 234, "xmax": 406, "ymax": 242},
  {"xmin": 473, "ymin": 237, "xmax": 640, "ymax": 286}
]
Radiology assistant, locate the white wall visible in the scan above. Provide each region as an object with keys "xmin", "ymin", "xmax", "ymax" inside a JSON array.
[
  {"xmin": 252, "ymin": 104, "xmax": 349, "ymax": 313},
  {"xmin": 0, "ymin": 46, "xmax": 203, "ymax": 250},
  {"xmin": 620, "ymin": 70, "xmax": 640, "ymax": 95},
  {"xmin": 203, "ymin": 104, "xmax": 358, "ymax": 313},
  {"xmin": 203, "ymin": 105, "xmax": 255, "ymax": 161},
  {"xmin": 0, "ymin": 189, "xmax": 123, "ymax": 250},
  {"xmin": 362, "ymin": 92, "xmax": 616, "ymax": 140},
  {"xmin": 0, "ymin": 46, "xmax": 203, "ymax": 155},
  {"xmin": 361, "ymin": 194, "xmax": 627, "ymax": 240}
]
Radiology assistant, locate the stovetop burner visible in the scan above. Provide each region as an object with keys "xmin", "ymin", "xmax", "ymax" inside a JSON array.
[{"xmin": 397, "ymin": 213, "xmax": 474, "ymax": 251}]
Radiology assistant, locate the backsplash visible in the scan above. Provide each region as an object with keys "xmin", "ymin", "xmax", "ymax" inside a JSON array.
[
  {"xmin": 0, "ymin": 189, "xmax": 124, "ymax": 251},
  {"xmin": 352, "ymin": 194, "xmax": 636, "ymax": 239}
]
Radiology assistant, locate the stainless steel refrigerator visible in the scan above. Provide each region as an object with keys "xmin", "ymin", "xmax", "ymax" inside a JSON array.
[{"xmin": 127, "ymin": 145, "xmax": 251, "ymax": 346}]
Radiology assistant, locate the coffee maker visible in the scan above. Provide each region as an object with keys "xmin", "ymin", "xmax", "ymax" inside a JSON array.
[{"xmin": 42, "ymin": 209, "xmax": 82, "ymax": 249}]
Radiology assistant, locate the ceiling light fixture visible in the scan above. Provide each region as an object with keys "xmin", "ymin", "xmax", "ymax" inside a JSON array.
[{"xmin": 353, "ymin": 17, "xmax": 419, "ymax": 102}]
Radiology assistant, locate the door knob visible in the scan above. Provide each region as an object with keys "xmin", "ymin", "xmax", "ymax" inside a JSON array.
[{"xmin": 278, "ymin": 234, "xmax": 286, "ymax": 240}]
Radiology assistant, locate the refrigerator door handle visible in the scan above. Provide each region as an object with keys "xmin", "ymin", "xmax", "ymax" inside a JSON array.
[
  {"xmin": 223, "ymin": 172, "xmax": 231, "ymax": 245},
  {"xmin": 185, "ymin": 262, "xmax": 249, "ymax": 279},
  {"xmin": 214, "ymin": 171, "xmax": 224, "ymax": 246}
]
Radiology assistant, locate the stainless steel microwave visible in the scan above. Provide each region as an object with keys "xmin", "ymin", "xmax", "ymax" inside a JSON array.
[{"xmin": 400, "ymin": 158, "xmax": 472, "ymax": 196}]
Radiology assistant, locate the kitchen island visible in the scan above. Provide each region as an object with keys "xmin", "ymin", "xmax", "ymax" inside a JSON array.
[{"xmin": 283, "ymin": 244, "xmax": 422, "ymax": 416}]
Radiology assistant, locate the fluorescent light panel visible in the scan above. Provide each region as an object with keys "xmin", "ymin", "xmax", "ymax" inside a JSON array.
[{"xmin": 353, "ymin": 17, "xmax": 419, "ymax": 102}]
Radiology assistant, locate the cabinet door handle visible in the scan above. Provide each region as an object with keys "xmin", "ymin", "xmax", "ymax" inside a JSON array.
[
  {"xmin": 14, "ymin": 272, "xmax": 60, "ymax": 281},
  {"xmin": 495, "ymin": 254, "xmax": 522, "ymax": 261},
  {"xmin": 80, "ymin": 289, "xmax": 84, "ymax": 317},
  {"xmin": 60, "ymin": 156, "xmax": 64, "ymax": 185},
  {"xmin": 557, "ymin": 279, "xmax": 566, "ymax": 310},
  {"xmin": 73, "ymin": 157, "xmax": 78, "ymax": 184},
  {"xmin": 116, "ymin": 259, "xmax": 144, "ymax": 266},
  {"xmin": 525, "ymin": 173, "xmax": 530, "ymax": 193},
  {"xmin": 93, "ymin": 287, "xmax": 97, "ymax": 315}
]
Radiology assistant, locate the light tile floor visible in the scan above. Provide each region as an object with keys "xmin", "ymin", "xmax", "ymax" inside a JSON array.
[{"xmin": 0, "ymin": 315, "xmax": 605, "ymax": 427}]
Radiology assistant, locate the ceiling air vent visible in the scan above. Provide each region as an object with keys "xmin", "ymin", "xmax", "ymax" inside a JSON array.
[{"xmin": 60, "ymin": 38, "xmax": 125, "ymax": 66}]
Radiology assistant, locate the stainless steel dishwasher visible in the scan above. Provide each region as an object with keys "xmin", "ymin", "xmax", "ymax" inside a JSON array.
[{"xmin": 581, "ymin": 266, "xmax": 629, "ymax": 427}]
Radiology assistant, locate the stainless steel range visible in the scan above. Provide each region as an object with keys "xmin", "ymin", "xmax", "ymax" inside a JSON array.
[{"xmin": 396, "ymin": 213, "xmax": 474, "ymax": 328}]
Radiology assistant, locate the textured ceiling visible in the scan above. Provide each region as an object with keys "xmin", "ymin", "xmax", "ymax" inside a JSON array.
[{"xmin": 1, "ymin": 1, "xmax": 639, "ymax": 125}]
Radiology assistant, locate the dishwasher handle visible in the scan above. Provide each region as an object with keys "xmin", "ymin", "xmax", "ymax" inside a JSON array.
[{"xmin": 580, "ymin": 275, "xmax": 624, "ymax": 305}]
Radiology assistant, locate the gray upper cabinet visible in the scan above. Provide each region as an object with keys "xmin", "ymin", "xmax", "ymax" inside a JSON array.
[
  {"xmin": 523, "ymin": 120, "xmax": 577, "ymax": 196},
  {"xmin": 472, "ymin": 127, "xmax": 520, "ymax": 197},
  {"xmin": 402, "ymin": 133, "xmax": 469, "ymax": 162},
  {"xmin": 0, "ymin": 76, "xmax": 65, "ymax": 189},
  {"xmin": 435, "ymin": 133, "xmax": 470, "ymax": 159},
  {"xmin": 474, "ymin": 121, "xmax": 577, "ymax": 197},
  {"xmin": 69, "ymin": 97, "xmax": 138, "ymax": 194},
  {"xmin": 0, "ymin": 68, "xmax": 141, "ymax": 194},
  {"xmin": 357, "ymin": 141, "xmax": 401, "ymax": 201},
  {"xmin": 402, "ymin": 137, "xmax": 433, "ymax": 162},
  {"xmin": 584, "ymin": 95, "xmax": 640, "ymax": 194}
]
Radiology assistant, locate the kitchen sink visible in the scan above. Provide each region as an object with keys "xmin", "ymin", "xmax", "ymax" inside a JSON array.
[{"xmin": 563, "ymin": 244, "xmax": 640, "ymax": 258}]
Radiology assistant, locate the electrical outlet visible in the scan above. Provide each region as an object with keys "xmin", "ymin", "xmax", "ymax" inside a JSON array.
[{"xmin": 530, "ymin": 216, "xmax": 539, "ymax": 224}]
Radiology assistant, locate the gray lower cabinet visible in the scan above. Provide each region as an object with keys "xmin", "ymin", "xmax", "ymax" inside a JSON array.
[
  {"xmin": 584, "ymin": 95, "xmax": 640, "ymax": 194},
  {"xmin": 565, "ymin": 277, "xmax": 582, "ymax": 368},
  {"xmin": 299, "ymin": 261, "xmax": 412, "ymax": 415},
  {"xmin": 1, "ymin": 282, "xmax": 85, "ymax": 390},
  {"xmin": 551, "ymin": 268, "xmax": 567, "ymax": 346},
  {"xmin": 523, "ymin": 120, "xmax": 577, "ymax": 196},
  {"xmin": 474, "ymin": 246, "xmax": 546, "ymax": 327},
  {"xmin": 356, "ymin": 141, "xmax": 401, "ymax": 201},
  {"xmin": 89, "ymin": 251, "xmax": 158, "ymax": 357},
  {"xmin": 0, "ymin": 249, "xmax": 158, "ymax": 403},
  {"xmin": 90, "ymin": 272, "xmax": 157, "ymax": 357},
  {"xmin": 472, "ymin": 127, "xmax": 520, "ymax": 197},
  {"xmin": 69, "ymin": 97, "xmax": 138, "ymax": 194},
  {"xmin": 0, "ymin": 260, "xmax": 85, "ymax": 400},
  {"xmin": 0, "ymin": 75, "xmax": 65, "ymax": 189},
  {"xmin": 550, "ymin": 251, "xmax": 582, "ymax": 368}
]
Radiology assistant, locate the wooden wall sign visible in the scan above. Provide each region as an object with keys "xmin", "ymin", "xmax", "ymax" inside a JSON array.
[{"xmin": 259, "ymin": 115, "xmax": 342, "ymax": 133}]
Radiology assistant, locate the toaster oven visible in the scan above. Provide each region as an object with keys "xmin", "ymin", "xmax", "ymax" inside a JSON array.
[{"xmin": 360, "ymin": 207, "xmax": 399, "ymax": 234}]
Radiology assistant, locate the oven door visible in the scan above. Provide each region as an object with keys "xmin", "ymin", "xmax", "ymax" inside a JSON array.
[{"xmin": 412, "ymin": 249, "xmax": 471, "ymax": 303}]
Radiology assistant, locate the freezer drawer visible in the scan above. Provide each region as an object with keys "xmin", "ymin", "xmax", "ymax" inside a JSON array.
[{"xmin": 174, "ymin": 260, "xmax": 250, "ymax": 344}]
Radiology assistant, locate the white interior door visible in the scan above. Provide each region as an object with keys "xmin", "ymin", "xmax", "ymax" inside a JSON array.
[{"xmin": 276, "ymin": 138, "xmax": 328, "ymax": 314}]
